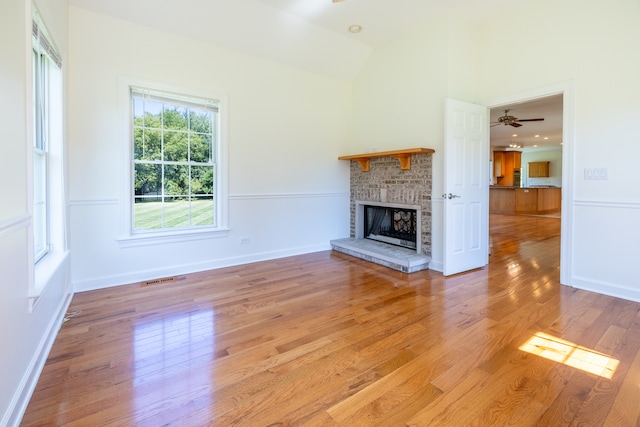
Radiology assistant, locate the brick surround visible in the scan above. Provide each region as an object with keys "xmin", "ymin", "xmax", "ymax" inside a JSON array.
[{"xmin": 348, "ymin": 153, "xmax": 433, "ymax": 257}]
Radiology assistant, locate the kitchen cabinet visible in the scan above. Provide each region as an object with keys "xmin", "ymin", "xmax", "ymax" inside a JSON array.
[
  {"xmin": 489, "ymin": 187, "xmax": 515, "ymax": 214},
  {"xmin": 494, "ymin": 151, "xmax": 521, "ymax": 186},
  {"xmin": 490, "ymin": 187, "xmax": 561, "ymax": 215},
  {"xmin": 537, "ymin": 187, "xmax": 561, "ymax": 213},
  {"xmin": 493, "ymin": 152, "xmax": 505, "ymax": 177},
  {"xmin": 515, "ymin": 188, "xmax": 538, "ymax": 214},
  {"xmin": 528, "ymin": 161, "xmax": 550, "ymax": 177}
]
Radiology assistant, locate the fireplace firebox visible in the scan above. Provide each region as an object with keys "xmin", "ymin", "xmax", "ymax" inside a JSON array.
[{"xmin": 363, "ymin": 205, "xmax": 417, "ymax": 250}]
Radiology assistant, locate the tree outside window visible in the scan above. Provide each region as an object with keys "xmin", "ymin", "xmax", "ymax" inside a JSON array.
[{"xmin": 131, "ymin": 89, "xmax": 218, "ymax": 232}]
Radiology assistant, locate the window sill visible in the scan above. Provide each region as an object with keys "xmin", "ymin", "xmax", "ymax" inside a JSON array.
[
  {"xmin": 117, "ymin": 227, "xmax": 230, "ymax": 248},
  {"xmin": 30, "ymin": 249, "xmax": 70, "ymax": 312}
]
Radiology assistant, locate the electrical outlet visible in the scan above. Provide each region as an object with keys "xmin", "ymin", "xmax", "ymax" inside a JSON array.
[{"xmin": 240, "ymin": 236, "xmax": 250, "ymax": 244}]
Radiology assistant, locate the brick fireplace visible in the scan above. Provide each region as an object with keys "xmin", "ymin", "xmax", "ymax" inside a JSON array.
[{"xmin": 331, "ymin": 148, "xmax": 434, "ymax": 273}]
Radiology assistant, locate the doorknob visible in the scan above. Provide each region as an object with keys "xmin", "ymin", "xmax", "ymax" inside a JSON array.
[{"xmin": 442, "ymin": 193, "xmax": 461, "ymax": 199}]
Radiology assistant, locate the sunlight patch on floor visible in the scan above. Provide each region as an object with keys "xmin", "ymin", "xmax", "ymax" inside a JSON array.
[{"xmin": 520, "ymin": 332, "xmax": 619, "ymax": 379}]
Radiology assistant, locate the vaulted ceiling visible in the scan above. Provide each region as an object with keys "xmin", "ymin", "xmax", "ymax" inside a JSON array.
[
  {"xmin": 68, "ymin": 0, "xmax": 529, "ymax": 80},
  {"xmin": 252, "ymin": 0, "xmax": 525, "ymax": 48}
]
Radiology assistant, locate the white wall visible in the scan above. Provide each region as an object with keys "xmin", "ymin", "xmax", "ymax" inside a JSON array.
[
  {"xmin": 0, "ymin": 0, "xmax": 72, "ymax": 425},
  {"xmin": 67, "ymin": 8, "xmax": 351, "ymax": 291},
  {"xmin": 350, "ymin": 0, "xmax": 640, "ymax": 301}
]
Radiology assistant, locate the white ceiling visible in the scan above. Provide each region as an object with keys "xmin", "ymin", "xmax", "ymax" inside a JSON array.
[
  {"xmin": 68, "ymin": 0, "xmax": 373, "ymax": 80},
  {"xmin": 253, "ymin": 0, "xmax": 507, "ymax": 48},
  {"xmin": 490, "ymin": 94, "xmax": 563, "ymax": 151},
  {"xmin": 68, "ymin": 0, "xmax": 530, "ymax": 80}
]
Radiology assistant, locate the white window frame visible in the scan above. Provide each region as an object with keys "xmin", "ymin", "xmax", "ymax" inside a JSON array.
[
  {"xmin": 32, "ymin": 14, "xmax": 63, "ymax": 264},
  {"xmin": 117, "ymin": 77, "xmax": 229, "ymax": 247},
  {"xmin": 30, "ymin": 9, "xmax": 69, "ymax": 307},
  {"xmin": 32, "ymin": 46, "xmax": 49, "ymax": 262}
]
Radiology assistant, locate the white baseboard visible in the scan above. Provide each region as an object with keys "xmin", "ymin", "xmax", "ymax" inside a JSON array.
[
  {"xmin": 423, "ymin": 266, "xmax": 640, "ymax": 303},
  {"xmin": 428, "ymin": 260, "xmax": 443, "ymax": 272},
  {"xmin": 4, "ymin": 288, "xmax": 73, "ymax": 427},
  {"xmin": 571, "ymin": 276, "xmax": 640, "ymax": 304},
  {"xmin": 73, "ymin": 243, "xmax": 332, "ymax": 293}
]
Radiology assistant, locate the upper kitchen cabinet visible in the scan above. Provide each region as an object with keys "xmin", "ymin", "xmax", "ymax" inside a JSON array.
[
  {"xmin": 493, "ymin": 151, "xmax": 505, "ymax": 177},
  {"xmin": 529, "ymin": 161, "xmax": 550, "ymax": 177},
  {"xmin": 494, "ymin": 151, "xmax": 521, "ymax": 186}
]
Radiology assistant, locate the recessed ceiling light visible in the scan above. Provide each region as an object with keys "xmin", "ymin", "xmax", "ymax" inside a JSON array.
[
  {"xmin": 512, "ymin": 134, "xmax": 518, "ymax": 137},
  {"xmin": 333, "ymin": 0, "xmax": 346, "ymax": 3},
  {"xmin": 348, "ymin": 24, "xmax": 363, "ymax": 33},
  {"xmin": 544, "ymin": 137, "xmax": 549, "ymax": 140},
  {"xmin": 534, "ymin": 135, "xmax": 540, "ymax": 138},
  {"xmin": 533, "ymin": 145, "xmax": 538, "ymax": 147}
]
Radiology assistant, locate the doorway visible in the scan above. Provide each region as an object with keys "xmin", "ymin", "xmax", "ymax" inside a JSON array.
[
  {"xmin": 486, "ymin": 82, "xmax": 574, "ymax": 285},
  {"xmin": 490, "ymin": 93, "xmax": 563, "ymax": 215}
]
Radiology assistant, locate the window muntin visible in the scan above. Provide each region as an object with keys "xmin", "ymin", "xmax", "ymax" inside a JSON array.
[{"xmin": 131, "ymin": 89, "xmax": 219, "ymax": 232}]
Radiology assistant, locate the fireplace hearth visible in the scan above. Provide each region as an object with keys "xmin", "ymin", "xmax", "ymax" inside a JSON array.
[{"xmin": 331, "ymin": 200, "xmax": 429, "ymax": 273}]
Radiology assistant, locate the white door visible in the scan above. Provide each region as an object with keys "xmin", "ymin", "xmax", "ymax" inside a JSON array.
[{"xmin": 443, "ymin": 99, "xmax": 489, "ymax": 276}]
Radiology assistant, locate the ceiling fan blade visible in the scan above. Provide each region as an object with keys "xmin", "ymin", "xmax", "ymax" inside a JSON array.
[
  {"xmin": 490, "ymin": 123, "xmax": 501, "ymax": 127},
  {"xmin": 509, "ymin": 122, "xmax": 523, "ymax": 128},
  {"xmin": 517, "ymin": 118, "xmax": 544, "ymax": 122}
]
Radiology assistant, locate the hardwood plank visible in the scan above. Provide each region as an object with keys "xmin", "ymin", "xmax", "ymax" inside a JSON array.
[
  {"xmin": 604, "ymin": 316, "xmax": 640, "ymax": 426},
  {"xmin": 21, "ymin": 214, "xmax": 640, "ymax": 426}
]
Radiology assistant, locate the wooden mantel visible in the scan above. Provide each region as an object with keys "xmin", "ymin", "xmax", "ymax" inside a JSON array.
[{"xmin": 338, "ymin": 148, "xmax": 435, "ymax": 172}]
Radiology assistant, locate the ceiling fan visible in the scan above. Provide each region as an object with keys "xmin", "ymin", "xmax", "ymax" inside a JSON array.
[{"xmin": 491, "ymin": 109, "xmax": 544, "ymax": 128}]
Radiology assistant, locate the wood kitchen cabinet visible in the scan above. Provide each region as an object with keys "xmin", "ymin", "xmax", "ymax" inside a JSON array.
[
  {"xmin": 537, "ymin": 187, "xmax": 561, "ymax": 213},
  {"xmin": 493, "ymin": 151, "xmax": 505, "ymax": 177},
  {"xmin": 490, "ymin": 187, "xmax": 561, "ymax": 215},
  {"xmin": 494, "ymin": 151, "xmax": 521, "ymax": 186},
  {"xmin": 489, "ymin": 187, "xmax": 515, "ymax": 214},
  {"xmin": 528, "ymin": 161, "xmax": 550, "ymax": 177},
  {"xmin": 515, "ymin": 188, "xmax": 538, "ymax": 214}
]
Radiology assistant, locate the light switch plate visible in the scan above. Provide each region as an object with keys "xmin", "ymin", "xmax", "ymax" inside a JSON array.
[{"xmin": 584, "ymin": 167, "xmax": 608, "ymax": 180}]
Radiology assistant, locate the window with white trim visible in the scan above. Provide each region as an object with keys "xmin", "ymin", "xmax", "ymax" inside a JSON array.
[
  {"xmin": 32, "ymin": 16, "xmax": 62, "ymax": 263},
  {"xmin": 131, "ymin": 88, "xmax": 220, "ymax": 232}
]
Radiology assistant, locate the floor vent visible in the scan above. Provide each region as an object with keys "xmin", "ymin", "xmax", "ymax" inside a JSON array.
[{"xmin": 141, "ymin": 275, "xmax": 183, "ymax": 286}]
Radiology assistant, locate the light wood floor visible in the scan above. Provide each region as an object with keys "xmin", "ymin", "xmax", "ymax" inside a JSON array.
[{"xmin": 22, "ymin": 214, "xmax": 640, "ymax": 426}]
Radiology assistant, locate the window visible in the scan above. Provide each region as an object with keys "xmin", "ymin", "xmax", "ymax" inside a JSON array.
[
  {"xmin": 32, "ymin": 16, "xmax": 62, "ymax": 263},
  {"xmin": 131, "ymin": 88, "xmax": 220, "ymax": 233}
]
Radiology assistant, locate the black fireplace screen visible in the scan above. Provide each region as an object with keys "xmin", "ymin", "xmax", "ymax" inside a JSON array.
[{"xmin": 364, "ymin": 205, "xmax": 417, "ymax": 249}]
